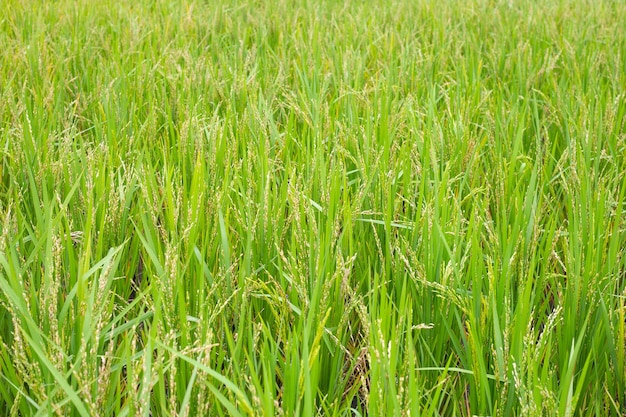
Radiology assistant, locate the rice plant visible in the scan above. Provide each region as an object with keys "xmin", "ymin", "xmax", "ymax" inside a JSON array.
[{"xmin": 0, "ymin": 0, "xmax": 624, "ymax": 415}]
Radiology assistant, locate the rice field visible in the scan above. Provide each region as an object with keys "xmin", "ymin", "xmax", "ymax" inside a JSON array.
[{"xmin": 0, "ymin": 0, "xmax": 625, "ymax": 415}]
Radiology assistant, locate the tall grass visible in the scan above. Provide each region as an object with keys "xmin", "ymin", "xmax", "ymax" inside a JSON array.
[{"xmin": 0, "ymin": 0, "xmax": 625, "ymax": 415}]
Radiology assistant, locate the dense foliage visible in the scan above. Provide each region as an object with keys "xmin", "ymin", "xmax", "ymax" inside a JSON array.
[{"xmin": 0, "ymin": 0, "xmax": 625, "ymax": 415}]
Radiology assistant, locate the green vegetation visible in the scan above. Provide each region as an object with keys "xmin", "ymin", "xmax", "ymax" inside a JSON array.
[{"xmin": 1, "ymin": 0, "xmax": 625, "ymax": 415}]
